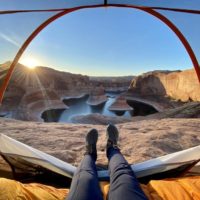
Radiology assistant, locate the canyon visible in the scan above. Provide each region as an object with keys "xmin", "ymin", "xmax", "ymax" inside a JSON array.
[
  {"xmin": 0, "ymin": 62, "xmax": 133, "ymax": 122},
  {"xmin": 0, "ymin": 62, "xmax": 199, "ymax": 123}
]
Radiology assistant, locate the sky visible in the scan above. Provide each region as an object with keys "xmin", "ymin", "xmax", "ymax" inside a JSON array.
[{"xmin": 0, "ymin": 7, "xmax": 196, "ymax": 76}]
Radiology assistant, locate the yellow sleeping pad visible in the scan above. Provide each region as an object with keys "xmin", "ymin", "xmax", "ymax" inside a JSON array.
[
  {"xmin": 0, "ymin": 176, "xmax": 200, "ymax": 200},
  {"xmin": 0, "ymin": 178, "xmax": 68, "ymax": 200}
]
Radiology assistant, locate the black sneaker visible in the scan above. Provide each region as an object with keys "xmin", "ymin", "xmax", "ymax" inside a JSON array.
[
  {"xmin": 85, "ymin": 129, "xmax": 98, "ymax": 160},
  {"xmin": 106, "ymin": 124, "xmax": 119, "ymax": 149}
]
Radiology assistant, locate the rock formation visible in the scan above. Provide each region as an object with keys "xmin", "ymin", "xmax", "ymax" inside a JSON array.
[
  {"xmin": 71, "ymin": 102, "xmax": 200, "ymax": 125},
  {"xmin": 71, "ymin": 113, "xmax": 132, "ymax": 124},
  {"xmin": 0, "ymin": 62, "xmax": 132, "ymax": 121},
  {"xmin": 86, "ymin": 86, "xmax": 108, "ymax": 106},
  {"xmin": 16, "ymin": 89, "xmax": 68, "ymax": 121},
  {"xmin": 108, "ymin": 96, "xmax": 133, "ymax": 111},
  {"xmin": 131, "ymin": 102, "xmax": 200, "ymax": 122},
  {"xmin": 1, "ymin": 62, "xmax": 199, "ymax": 123},
  {"xmin": 146, "ymin": 101, "xmax": 200, "ymax": 119},
  {"xmin": 129, "ymin": 69, "xmax": 200, "ymax": 102},
  {"xmin": 0, "ymin": 117, "xmax": 199, "ymax": 169},
  {"xmin": 89, "ymin": 76, "xmax": 134, "ymax": 92}
]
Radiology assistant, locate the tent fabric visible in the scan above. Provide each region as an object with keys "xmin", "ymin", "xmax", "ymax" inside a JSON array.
[
  {"xmin": 0, "ymin": 1, "xmax": 200, "ymax": 103},
  {"xmin": 1, "ymin": 176, "xmax": 200, "ymax": 200},
  {"xmin": 1, "ymin": 0, "xmax": 200, "ymax": 11},
  {"xmin": 0, "ymin": 134, "xmax": 76, "ymax": 178},
  {"xmin": 0, "ymin": 134, "xmax": 200, "ymax": 181}
]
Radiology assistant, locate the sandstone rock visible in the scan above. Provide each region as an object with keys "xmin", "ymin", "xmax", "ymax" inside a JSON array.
[
  {"xmin": 16, "ymin": 89, "xmax": 68, "ymax": 121},
  {"xmin": 129, "ymin": 69, "xmax": 200, "ymax": 102},
  {"xmin": 130, "ymin": 102, "xmax": 200, "ymax": 122},
  {"xmin": 87, "ymin": 86, "xmax": 108, "ymax": 106},
  {"xmin": 124, "ymin": 95, "xmax": 165, "ymax": 112},
  {"xmin": 89, "ymin": 76, "xmax": 134, "ymax": 91},
  {"xmin": 71, "ymin": 113, "xmax": 131, "ymax": 125},
  {"xmin": 109, "ymin": 96, "xmax": 133, "ymax": 111},
  {"xmin": 0, "ymin": 117, "xmax": 199, "ymax": 168},
  {"xmin": 70, "ymin": 102, "xmax": 200, "ymax": 124},
  {"xmin": 86, "ymin": 95, "xmax": 108, "ymax": 106},
  {"xmin": 146, "ymin": 102, "xmax": 200, "ymax": 119},
  {"xmin": 0, "ymin": 62, "xmax": 133, "ymax": 121}
]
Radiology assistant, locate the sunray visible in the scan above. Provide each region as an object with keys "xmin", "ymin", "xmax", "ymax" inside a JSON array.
[{"xmin": 31, "ymin": 70, "xmax": 54, "ymax": 121}]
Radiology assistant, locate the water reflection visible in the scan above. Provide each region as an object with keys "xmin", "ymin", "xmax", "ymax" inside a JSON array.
[
  {"xmin": 59, "ymin": 93, "xmax": 131, "ymax": 123},
  {"xmin": 42, "ymin": 92, "xmax": 158, "ymax": 123}
]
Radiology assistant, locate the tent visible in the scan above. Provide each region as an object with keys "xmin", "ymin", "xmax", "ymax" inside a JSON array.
[
  {"xmin": 0, "ymin": 0, "xmax": 200, "ymax": 189},
  {"xmin": 0, "ymin": 0, "xmax": 200, "ymax": 103}
]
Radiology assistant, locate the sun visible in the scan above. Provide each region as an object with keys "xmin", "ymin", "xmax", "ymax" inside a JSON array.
[{"xmin": 19, "ymin": 57, "xmax": 40, "ymax": 69}]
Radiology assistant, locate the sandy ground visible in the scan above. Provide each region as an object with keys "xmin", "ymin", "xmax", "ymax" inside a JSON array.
[{"xmin": 0, "ymin": 117, "xmax": 200, "ymax": 169}]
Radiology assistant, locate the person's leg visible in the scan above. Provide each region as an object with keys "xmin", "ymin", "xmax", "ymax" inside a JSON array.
[
  {"xmin": 106, "ymin": 124, "xmax": 148, "ymax": 200},
  {"xmin": 66, "ymin": 129, "xmax": 103, "ymax": 200}
]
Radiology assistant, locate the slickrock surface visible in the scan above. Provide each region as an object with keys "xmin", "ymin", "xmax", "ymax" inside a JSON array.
[
  {"xmin": 71, "ymin": 113, "xmax": 132, "ymax": 124},
  {"xmin": 0, "ymin": 117, "xmax": 199, "ymax": 169}
]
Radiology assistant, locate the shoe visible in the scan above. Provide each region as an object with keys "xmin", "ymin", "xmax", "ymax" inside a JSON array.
[
  {"xmin": 106, "ymin": 124, "xmax": 119, "ymax": 149},
  {"xmin": 85, "ymin": 129, "xmax": 98, "ymax": 160}
]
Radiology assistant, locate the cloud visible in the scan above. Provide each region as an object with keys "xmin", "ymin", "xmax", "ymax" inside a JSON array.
[{"xmin": 0, "ymin": 32, "xmax": 20, "ymax": 47}]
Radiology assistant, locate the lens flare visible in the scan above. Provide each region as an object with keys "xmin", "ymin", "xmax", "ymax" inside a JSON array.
[{"xmin": 19, "ymin": 57, "xmax": 40, "ymax": 69}]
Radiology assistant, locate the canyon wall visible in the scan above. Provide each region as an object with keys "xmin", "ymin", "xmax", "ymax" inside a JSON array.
[
  {"xmin": 0, "ymin": 62, "xmax": 132, "ymax": 121},
  {"xmin": 129, "ymin": 69, "xmax": 200, "ymax": 102},
  {"xmin": 89, "ymin": 76, "xmax": 134, "ymax": 92}
]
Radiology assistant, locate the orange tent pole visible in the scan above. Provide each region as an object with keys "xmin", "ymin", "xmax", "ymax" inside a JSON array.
[
  {"xmin": 0, "ymin": 8, "xmax": 78, "ymax": 104},
  {"xmin": 1, "ymin": 4, "xmax": 199, "ymax": 103}
]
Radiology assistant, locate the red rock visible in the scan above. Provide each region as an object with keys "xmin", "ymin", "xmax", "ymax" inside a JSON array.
[
  {"xmin": 130, "ymin": 69, "xmax": 200, "ymax": 102},
  {"xmin": 109, "ymin": 96, "xmax": 133, "ymax": 111}
]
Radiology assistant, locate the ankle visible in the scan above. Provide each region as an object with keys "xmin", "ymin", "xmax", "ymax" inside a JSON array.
[
  {"xmin": 84, "ymin": 151, "xmax": 97, "ymax": 161},
  {"xmin": 106, "ymin": 145, "xmax": 120, "ymax": 159},
  {"xmin": 107, "ymin": 140, "xmax": 118, "ymax": 149}
]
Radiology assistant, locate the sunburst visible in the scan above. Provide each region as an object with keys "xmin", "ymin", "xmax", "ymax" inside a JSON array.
[{"xmin": 19, "ymin": 56, "xmax": 40, "ymax": 69}]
